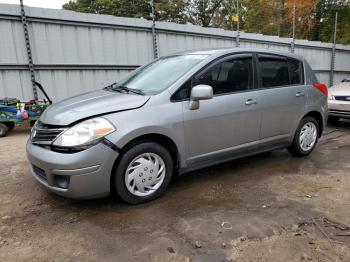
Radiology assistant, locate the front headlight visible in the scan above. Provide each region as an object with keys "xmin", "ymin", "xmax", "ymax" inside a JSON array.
[
  {"xmin": 328, "ymin": 95, "xmax": 335, "ymax": 100},
  {"xmin": 52, "ymin": 117, "xmax": 115, "ymax": 147}
]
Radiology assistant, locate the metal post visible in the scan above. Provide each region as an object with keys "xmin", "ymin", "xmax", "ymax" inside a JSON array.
[
  {"xmin": 291, "ymin": 0, "xmax": 296, "ymax": 53},
  {"xmin": 150, "ymin": 0, "xmax": 158, "ymax": 59},
  {"xmin": 20, "ymin": 0, "xmax": 38, "ymax": 100},
  {"xmin": 236, "ymin": 0, "xmax": 240, "ymax": 47},
  {"xmin": 330, "ymin": 11, "xmax": 338, "ymax": 87}
]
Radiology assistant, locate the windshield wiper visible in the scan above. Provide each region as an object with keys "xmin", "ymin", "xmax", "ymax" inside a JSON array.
[{"xmin": 105, "ymin": 83, "xmax": 145, "ymax": 95}]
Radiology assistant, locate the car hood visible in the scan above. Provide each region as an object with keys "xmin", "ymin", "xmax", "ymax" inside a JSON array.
[
  {"xmin": 40, "ymin": 90, "xmax": 150, "ymax": 126},
  {"xmin": 329, "ymin": 83, "xmax": 350, "ymax": 96}
]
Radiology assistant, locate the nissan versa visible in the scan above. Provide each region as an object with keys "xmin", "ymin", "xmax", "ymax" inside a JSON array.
[{"xmin": 26, "ymin": 48, "xmax": 328, "ymax": 204}]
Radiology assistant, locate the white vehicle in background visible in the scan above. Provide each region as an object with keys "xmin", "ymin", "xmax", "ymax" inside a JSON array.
[{"xmin": 328, "ymin": 79, "xmax": 350, "ymax": 122}]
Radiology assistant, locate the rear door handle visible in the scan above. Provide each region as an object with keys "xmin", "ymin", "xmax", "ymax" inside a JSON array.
[
  {"xmin": 245, "ymin": 99, "xmax": 258, "ymax": 105},
  {"xmin": 296, "ymin": 92, "xmax": 305, "ymax": 97}
]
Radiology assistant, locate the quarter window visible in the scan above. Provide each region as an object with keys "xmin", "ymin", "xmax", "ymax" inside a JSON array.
[
  {"xmin": 171, "ymin": 80, "xmax": 191, "ymax": 101},
  {"xmin": 288, "ymin": 59, "xmax": 303, "ymax": 85},
  {"xmin": 194, "ymin": 57, "xmax": 253, "ymax": 95}
]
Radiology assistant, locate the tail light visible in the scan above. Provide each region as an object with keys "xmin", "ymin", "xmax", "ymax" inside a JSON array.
[{"xmin": 313, "ymin": 83, "xmax": 328, "ymax": 97}]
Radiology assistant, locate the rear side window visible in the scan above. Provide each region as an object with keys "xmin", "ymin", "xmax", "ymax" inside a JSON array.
[
  {"xmin": 259, "ymin": 57, "xmax": 289, "ymax": 88},
  {"xmin": 259, "ymin": 56, "xmax": 304, "ymax": 88}
]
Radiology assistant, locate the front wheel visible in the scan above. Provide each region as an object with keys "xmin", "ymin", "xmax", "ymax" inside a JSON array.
[
  {"xmin": 114, "ymin": 142, "xmax": 173, "ymax": 204},
  {"xmin": 288, "ymin": 116, "xmax": 319, "ymax": 157}
]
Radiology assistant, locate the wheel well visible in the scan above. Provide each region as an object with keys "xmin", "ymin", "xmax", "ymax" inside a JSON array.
[
  {"xmin": 110, "ymin": 134, "xmax": 180, "ymax": 194},
  {"xmin": 304, "ymin": 111, "xmax": 323, "ymax": 137}
]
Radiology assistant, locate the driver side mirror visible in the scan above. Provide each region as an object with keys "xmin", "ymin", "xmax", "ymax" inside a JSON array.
[{"xmin": 189, "ymin": 84, "xmax": 213, "ymax": 110}]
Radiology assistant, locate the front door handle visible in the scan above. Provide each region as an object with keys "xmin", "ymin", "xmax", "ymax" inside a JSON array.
[
  {"xmin": 296, "ymin": 92, "xmax": 305, "ymax": 97},
  {"xmin": 245, "ymin": 99, "xmax": 258, "ymax": 105}
]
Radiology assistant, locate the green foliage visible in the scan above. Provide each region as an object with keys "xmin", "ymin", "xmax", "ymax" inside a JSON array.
[
  {"xmin": 62, "ymin": 0, "xmax": 350, "ymax": 45},
  {"xmin": 187, "ymin": 0, "xmax": 224, "ymax": 27},
  {"xmin": 155, "ymin": 0, "xmax": 189, "ymax": 24},
  {"xmin": 317, "ymin": 0, "xmax": 350, "ymax": 45},
  {"xmin": 63, "ymin": 0, "xmax": 150, "ymax": 18}
]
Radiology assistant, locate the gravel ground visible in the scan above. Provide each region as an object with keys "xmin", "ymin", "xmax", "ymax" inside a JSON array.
[{"xmin": 0, "ymin": 121, "xmax": 349, "ymax": 262}]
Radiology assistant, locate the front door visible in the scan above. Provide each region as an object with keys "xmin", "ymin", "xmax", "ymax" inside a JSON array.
[{"xmin": 182, "ymin": 54, "xmax": 261, "ymax": 165}]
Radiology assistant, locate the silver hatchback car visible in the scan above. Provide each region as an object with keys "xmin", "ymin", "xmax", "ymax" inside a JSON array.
[{"xmin": 26, "ymin": 48, "xmax": 328, "ymax": 204}]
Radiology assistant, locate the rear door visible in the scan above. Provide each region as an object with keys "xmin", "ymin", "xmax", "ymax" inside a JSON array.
[{"xmin": 257, "ymin": 54, "xmax": 306, "ymax": 142}]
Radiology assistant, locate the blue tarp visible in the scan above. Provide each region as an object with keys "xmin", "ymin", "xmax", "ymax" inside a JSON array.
[{"xmin": 0, "ymin": 105, "xmax": 17, "ymax": 114}]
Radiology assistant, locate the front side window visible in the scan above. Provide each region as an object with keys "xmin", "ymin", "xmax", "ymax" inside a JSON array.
[
  {"xmin": 115, "ymin": 54, "xmax": 208, "ymax": 94},
  {"xmin": 194, "ymin": 57, "xmax": 253, "ymax": 95}
]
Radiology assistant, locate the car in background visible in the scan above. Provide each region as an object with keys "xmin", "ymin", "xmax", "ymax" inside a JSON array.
[{"xmin": 328, "ymin": 79, "xmax": 350, "ymax": 122}]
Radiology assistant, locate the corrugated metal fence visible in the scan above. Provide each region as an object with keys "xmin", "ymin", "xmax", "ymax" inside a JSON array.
[{"xmin": 1, "ymin": 3, "xmax": 350, "ymax": 102}]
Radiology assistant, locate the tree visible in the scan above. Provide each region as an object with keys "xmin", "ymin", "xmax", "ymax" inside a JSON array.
[
  {"xmin": 242, "ymin": 0, "xmax": 283, "ymax": 35},
  {"xmin": 62, "ymin": 0, "xmax": 350, "ymax": 44},
  {"xmin": 317, "ymin": 0, "xmax": 350, "ymax": 45},
  {"xmin": 63, "ymin": 0, "xmax": 150, "ymax": 19},
  {"xmin": 186, "ymin": 0, "xmax": 224, "ymax": 27},
  {"xmin": 210, "ymin": 0, "xmax": 239, "ymax": 30},
  {"xmin": 155, "ymin": 0, "xmax": 189, "ymax": 24}
]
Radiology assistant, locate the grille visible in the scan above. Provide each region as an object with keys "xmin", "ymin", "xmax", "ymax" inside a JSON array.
[
  {"xmin": 335, "ymin": 96, "xmax": 350, "ymax": 101},
  {"xmin": 31, "ymin": 121, "xmax": 65, "ymax": 145},
  {"xmin": 32, "ymin": 165, "xmax": 47, "ymax": 182}
]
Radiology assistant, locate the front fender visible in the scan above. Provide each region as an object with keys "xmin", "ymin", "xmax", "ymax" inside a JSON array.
[{"xmin": 103, "ymin": 102, "xmax": 187, "ymax": 168}]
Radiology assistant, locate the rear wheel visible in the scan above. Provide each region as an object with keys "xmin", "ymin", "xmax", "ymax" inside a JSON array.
[
  {"xmin": 0, "ymin": 123, "xmax": 8, "ymax": 137},
  {"xmin": 114, "ymin": 142, "xmax": 173, "ymax": 204},
  {"xmin": 288, "ymin": 116, "xmax": 319, "ymax": 157}
]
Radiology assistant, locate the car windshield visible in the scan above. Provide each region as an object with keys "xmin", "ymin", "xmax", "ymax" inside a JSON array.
[{"xmin": 114, "ymin": 54, "xmax": 208, "ymax": 94}]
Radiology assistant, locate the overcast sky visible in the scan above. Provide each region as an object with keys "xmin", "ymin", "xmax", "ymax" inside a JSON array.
[{"xmin": 0, "ymin": 0, "xmax": 69, "ymax": 9}]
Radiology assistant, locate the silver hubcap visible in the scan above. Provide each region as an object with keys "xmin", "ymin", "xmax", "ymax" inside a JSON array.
[
  {"xmin": 125, "ymin": 153, "xmax": 166, "ymax": 197},
  {"xmin": 299, "ymin": 122, "xmax": 317, "ymax": 151}
]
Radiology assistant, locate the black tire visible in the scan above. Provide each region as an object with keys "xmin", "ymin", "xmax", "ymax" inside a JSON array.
[
  {"xmin": 114, "ymin": 142, "xmax": 173, "ymax": 204},
  {"xmin": 0, "ymin": 123, "xmax": 8, "ymax": 137},
  {"xmin": 4, "ymin": 121, "xmax": 15, "ymax": 131},
  {"xmin": 288, "ymin": 116, "xmax": 319, "ymax": 157},
  {"xmin": 328, "ymin": 116, "xmax": 339, "ymax": 124}
]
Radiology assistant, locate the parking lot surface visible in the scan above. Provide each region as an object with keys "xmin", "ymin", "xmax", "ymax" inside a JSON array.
[{"xmin": 0, "ymin": 121, "xmax": 350, "ymax": 262}]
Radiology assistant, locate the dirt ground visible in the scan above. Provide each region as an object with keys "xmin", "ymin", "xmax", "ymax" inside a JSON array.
[{"xmin": 0, "ymin": 121, "xmax": 350, "ymax": 262}]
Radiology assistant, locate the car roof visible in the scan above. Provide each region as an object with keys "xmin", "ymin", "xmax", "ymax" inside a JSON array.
[{"xmin": 173, "ymin": 47, "xmax": 303, "ymax": 61}]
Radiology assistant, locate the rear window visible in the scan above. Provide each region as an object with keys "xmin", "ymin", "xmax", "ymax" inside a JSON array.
[{"xmin": 259, "ymin": 56, "xmax": 303, "ymax": 88}]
